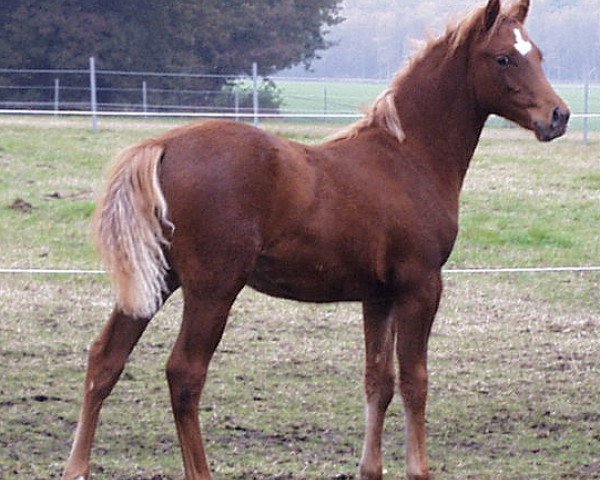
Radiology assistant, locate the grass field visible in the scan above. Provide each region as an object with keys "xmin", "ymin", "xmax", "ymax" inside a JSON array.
[
  {"xmin": 0, "ymin": 117, "xmax": 598, "ymax": 479},
  {"xmin": 275, "ymin": 80, "xmax": 600, "ymax": 132}
]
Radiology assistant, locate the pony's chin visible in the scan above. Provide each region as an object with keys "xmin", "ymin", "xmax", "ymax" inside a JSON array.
[{"xmin": 533, "ymin": 122, "xmax": 567, "ymax": 142}]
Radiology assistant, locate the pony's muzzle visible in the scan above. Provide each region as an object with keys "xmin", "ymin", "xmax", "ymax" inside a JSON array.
[{"xmin": 534, "ymin": 106, "xmax": 570, "ymax": 142}]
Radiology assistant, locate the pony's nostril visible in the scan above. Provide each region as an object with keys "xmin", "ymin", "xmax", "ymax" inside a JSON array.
[
  {"xmin": 552, "ymin": 106, "xmax": 569, "ymax": 128},
  {"xmin": 552, "ymin": 107, "xmax": 560, "ymax": 123}
]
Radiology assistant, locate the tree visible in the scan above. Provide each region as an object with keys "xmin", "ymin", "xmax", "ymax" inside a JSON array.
[
  {"xmin": 0, "ymin": 0, "xmax": 343, "ymax": 107},
  {"xmin": 168, "ymin": 0, "xmax": 344, "ymax": 76}
]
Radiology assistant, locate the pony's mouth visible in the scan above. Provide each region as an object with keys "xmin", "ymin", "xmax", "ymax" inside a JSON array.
[{"xmin": 533, "ymin": 107, "xmax": 570, "ymax": 142}]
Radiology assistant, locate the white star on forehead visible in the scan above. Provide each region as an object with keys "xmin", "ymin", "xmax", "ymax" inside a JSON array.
[{"xmin": 513, "ymin": 28, "xmax": 532, "ymax": 56}]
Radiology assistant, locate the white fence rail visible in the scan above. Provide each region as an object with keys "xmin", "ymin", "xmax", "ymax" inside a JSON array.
[
  {"xmin": 2, "ymin": 266, "xmax": 600, "ymax": 276},
  {"xmin": 1, "ymin": 59, "xmax": 599, "ymax": 141}
]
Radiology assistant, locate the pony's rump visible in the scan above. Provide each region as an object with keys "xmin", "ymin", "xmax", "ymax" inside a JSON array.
[{"xmin": 94, "ymin": 140, "xmax": 173, "ymax": 319}]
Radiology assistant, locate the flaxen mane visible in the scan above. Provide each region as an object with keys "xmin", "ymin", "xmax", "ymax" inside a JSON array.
[{"xmin": 328, "ymin": 88, "xmax": 405, "ymax": 144}]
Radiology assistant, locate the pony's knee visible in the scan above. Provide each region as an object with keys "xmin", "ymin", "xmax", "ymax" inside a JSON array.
[
  {"xmin": 165, "ymin": 358, "xmax": 208, "ymax": 412},
  {"xmin": 366, "ymin": 371, "xmax": 395, "ymax": 409},
  {"xmin": 399, "ymin": 365, "xmax": 428, "ymax": 408},
  {"xmin": 166, "ymin": 359, "xmax": 207, "ymax": 389}
]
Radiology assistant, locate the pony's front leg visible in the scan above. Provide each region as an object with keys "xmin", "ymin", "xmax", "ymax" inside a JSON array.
[
  {"xmin": 395, "ymin": 273, "xmax": 442, "ymax": 480},
  {"xmin": 62, "ymin": 308, "xmax": 151, "ymax": 480},
  {"xmin": 360, "ymin": 300, "xmax": 396, "ymax": 480}
]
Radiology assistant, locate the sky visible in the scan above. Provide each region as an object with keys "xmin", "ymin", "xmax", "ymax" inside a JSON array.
[{"xmin": 283, "ymin": 0, "xmax": 600, "ymax": 81}]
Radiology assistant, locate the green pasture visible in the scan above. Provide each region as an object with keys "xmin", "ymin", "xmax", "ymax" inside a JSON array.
[
  {"xmin": 276, "ymin": 79, "xmax": 600, "ymax": 131},
  {"xmin": 0, "ymin": 117, "xmax": 598, "ymax": 479},
  {"xmin": 277, "ymin": 79, "xmax": 386, "ymax": 113}
]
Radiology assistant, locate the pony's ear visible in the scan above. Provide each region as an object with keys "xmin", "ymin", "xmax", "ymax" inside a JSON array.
[
  {"xmin": 508, "ymin": 0, "xmax": 530, "ymax": 23},
  {"xmin": 483, "ymin": 0, "xmax": 501, "ymax": 31}
]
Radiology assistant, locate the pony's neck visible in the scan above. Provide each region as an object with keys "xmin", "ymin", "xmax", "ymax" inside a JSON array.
[{"xmin": 393, "ymin": 38, "xmax": 488, "ymax": 182}]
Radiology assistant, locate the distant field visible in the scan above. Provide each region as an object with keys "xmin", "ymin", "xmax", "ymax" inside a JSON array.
[
  {"xmin": 276, "ymin": 79, "xmax": 600, "ymax": 130},
  {"xmin": 0, "ymin": 118, "xmax": 598, "ymax": 479},
  {"xmin": 276, "ymin": 79, "xmax": 386, "ymax": 113}
]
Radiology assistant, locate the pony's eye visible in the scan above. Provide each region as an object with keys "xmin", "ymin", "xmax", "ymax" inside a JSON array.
[{"xmin": 496, "ymin": 55, "xmax": 510, "ymax": 67}]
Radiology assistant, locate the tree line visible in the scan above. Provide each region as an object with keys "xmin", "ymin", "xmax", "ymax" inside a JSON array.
[
  {"xmin": 0, "ymin": 0, "xmax": 343, "ymax": 108},
  {"xmin": 2, "ymin": 0, "xmax": 596, "ymax": 110}
]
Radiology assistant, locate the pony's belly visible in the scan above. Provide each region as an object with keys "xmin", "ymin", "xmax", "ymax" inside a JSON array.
[
  {"xmin": 247, "ymin": 253, "xmax": 382, "ymax": 303},
  {"xmin": 247, "ymin": 273, "xmax": 362, "ymax": 303}
]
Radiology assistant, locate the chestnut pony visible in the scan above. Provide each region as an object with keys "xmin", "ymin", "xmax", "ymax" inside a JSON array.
[{"xmin": 63, "ymin": 1, "xmax": 569, "ymax": 479}]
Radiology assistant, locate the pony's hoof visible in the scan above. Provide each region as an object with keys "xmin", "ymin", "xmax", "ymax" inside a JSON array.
[
  {"xmin": 360, "ymin": 468, "xmax": 383, "ymax": 480},
  {"xmin": 61, "ymin": 472, "xmax": 87, "ymax": 480}
]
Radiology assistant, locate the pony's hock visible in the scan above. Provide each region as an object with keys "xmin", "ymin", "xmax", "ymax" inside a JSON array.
[{"xmin": 62, "ymin": 1, "xmax": 569, "ymax": 479}]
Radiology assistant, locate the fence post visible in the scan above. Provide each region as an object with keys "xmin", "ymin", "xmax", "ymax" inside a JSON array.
[
  {"xmin": 252, "ymin": 62, "xmax": 259, "ymax": 127},
  {"xmin": 89, "ymin": 57, "xmax": 98, "ymax": 133},
  {"xmin": 54, "ymin": 78, "xmax": 60, "ymax": 116},
  {"xmin": 583, "ymin": 67, "xmax": 598, "ymax": 145},
  {"xmin": 324, "ymin": 85, "xmax": 328, "ymax": 116},
  {"xmin": 234, "ymin": 86, "xmax": 240, "ymax": 122},
  {"xmin": 142, "ymin": 80, "xmax": 148, "ymax": 117}
]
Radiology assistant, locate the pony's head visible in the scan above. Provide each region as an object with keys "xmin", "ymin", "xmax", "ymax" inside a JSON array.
[{"xmin": 465, "ymin": 0, "xmax": 569, "ymax": 141}]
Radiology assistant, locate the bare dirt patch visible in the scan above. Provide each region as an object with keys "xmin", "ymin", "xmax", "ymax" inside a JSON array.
[
  {"xmin": 43, "ymin": 189, "xmax": 94, "ymax": 201},
  {"xmin": 8, "ymin": 198, "xmax": 33, "ymax": 213}
]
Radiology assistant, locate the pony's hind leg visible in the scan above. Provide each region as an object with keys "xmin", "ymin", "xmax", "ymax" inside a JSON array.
[
  {"xmin": 360, "ymin": 300, "xmax": 396, "ymax": 480},
  {"xmin": 62, "ymin": 274, "xmax": 179, "ymax": 480},
  {"xmin": 62, "ymin": 308, "xmax": 151, "ymax": 480},
  {"xmin": 166, "ymin": 286, "xmax": 242, "ymax": 480}
]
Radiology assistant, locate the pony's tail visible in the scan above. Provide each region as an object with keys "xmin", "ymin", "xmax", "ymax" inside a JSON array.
[{"xmin": 93, "ymin": 141, "xmax": 174, "ymax": 319}]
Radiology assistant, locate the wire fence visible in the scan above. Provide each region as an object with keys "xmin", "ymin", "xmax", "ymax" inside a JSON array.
[
  {"xmin": 0, "ymin": 62, "xmax": 254, "ymax": 131},
  {"xmin": 1, "ymin": 59, "xmax": 600, "ymax": 140},
  {"xmin": 0, "ymin": 60, "xmax": 374, "ymax": 121},
  {"xmin": 2, "ymin": 266, "xmax": 600, "ymax": 277}
]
